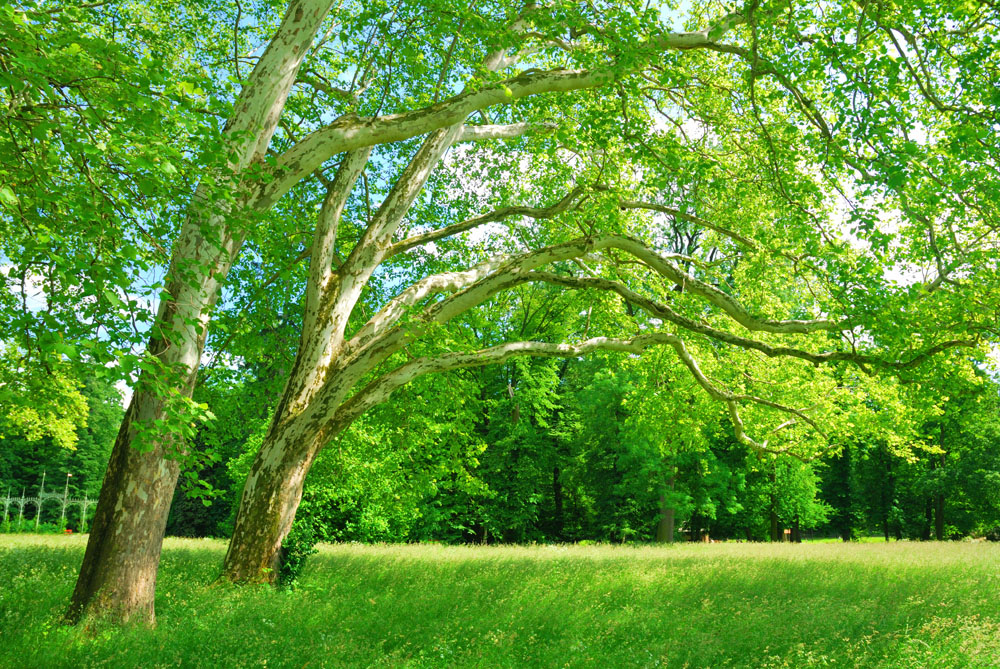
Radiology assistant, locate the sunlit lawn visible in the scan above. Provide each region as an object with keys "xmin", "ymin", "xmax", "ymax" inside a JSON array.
[{"xmin": 1, "ymin": 534, "xmax": 999, "ymax": 667}]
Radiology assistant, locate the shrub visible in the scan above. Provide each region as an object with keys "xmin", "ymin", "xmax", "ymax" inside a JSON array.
[{"xmin": 278, "ymin": 519, "xmax": 320, "ymax": 587}]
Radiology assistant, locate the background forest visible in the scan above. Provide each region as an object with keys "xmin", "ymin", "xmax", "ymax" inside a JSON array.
[{"xmin": 5, "ymin": 345, "xmax": 1000, "ymax": 546}]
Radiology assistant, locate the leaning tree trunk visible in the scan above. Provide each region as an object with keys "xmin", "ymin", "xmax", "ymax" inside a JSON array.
[
  {"xmin": 222, "ymin": 414, "xmax": 329, "ymax": 583},
  {"xmin": 63, "ymin": 0, "xmax": 337, "ymax": 623},
  {"xmin": 65, "ymin": 393, "xmax": 180, "ymax": 624},
  {"xmin": 214, "ymin": 5, "xmax": 772, "ymax": 589},
  {"xmin": 65, "ymin": 263, "xmax": 219, "ymax": 624}
]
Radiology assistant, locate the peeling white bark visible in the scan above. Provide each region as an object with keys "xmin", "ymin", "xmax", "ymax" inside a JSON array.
[{"xmin": 69, "ymin": 0, "xmax": 337, "ymax": 624}]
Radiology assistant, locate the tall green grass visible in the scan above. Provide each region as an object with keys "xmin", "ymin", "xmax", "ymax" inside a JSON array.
[{"xmin": 1, "ymin": 535, "xmax": 998, "ymax": 667}]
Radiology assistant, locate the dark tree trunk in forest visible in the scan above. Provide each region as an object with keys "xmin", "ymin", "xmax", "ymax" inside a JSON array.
[
  {"xmin": 552, "ymin": 465, "xmax": 564, "ymax": 539},
  {"xmin": 934, "ymin": 493, "xmax": 945, "ymax": 540},
  {"xmin": 883, "ymin": 450, "xmax": 894, "ymax": 541},
  {"xmin": 769, "ymin": 468, "xmax": 780, "ymax": 542},
  {"xmin": 921, "ymin": 498, "xmax": 933, "ymax": 540},
  {"xmin": 65, "ymin": 394, "xmax": 181, "ymax": 625},
  {"xmin": 655, "ymin": 497, "xmax": 675, "ymax": 543},
  {"xmin": 791, "ymin": 515, "xmax": 801, "ymax": 543},
  {"xmin": 655, "ymin": 474, "xmax": 676, "ymax": 543},
  {"xmin": 935, "ymin": 427, "xmax": 946, "ymax": 540},
  {"xmin": 825, "ymin": 446, "xmax": 854, "ymax": 541}
]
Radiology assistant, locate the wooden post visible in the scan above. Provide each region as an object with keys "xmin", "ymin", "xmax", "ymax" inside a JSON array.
[{"xmin": 36, "ymin": 472, "xmax": 46, "ymax": 530}]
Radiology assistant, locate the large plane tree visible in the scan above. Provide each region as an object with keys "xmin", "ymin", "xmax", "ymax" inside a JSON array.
[{"xmin": 215, "ymin": 0, "xmax": 1000, "ymax": 582}]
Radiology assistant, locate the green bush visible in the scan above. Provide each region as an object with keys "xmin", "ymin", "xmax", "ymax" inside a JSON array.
[
  {"xmin": 278, "ymin": 519, "xmax": 319, "ymax": 587},
  {"xmin": 0, "ymin": 518, "xmax": 68, "ymax": 534}
]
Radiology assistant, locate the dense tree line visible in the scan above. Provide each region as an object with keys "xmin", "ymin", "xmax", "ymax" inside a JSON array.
[{"xmin": 5, "ymin": 354, "xmax": 999, "ymax": 547}]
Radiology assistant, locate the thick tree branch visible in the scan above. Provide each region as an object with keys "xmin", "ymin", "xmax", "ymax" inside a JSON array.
[
  {"xmin": 254, "ymin": 10, "xmax": 755, "ymax": 208},
  {"xmin": 339, "ymin": 232, "xmax": 848, "ymax": 399},
  {"xmin": 602, "ymin": 236, "xmax": 842, "ymax": 334},
  {"xmin": 527, "ymin": 271, "xmax": 975, "ymax": 372},
  {"xmin": 304, "ymin": 148, "xmax": 372, "ymax": 330},
  {"xmin": 227, "ymin": 0, "xmax": 336, "ymax": 169},
  {"xmin": 331, "ymin": 326, "xmax": 827, "ymax": 459}
]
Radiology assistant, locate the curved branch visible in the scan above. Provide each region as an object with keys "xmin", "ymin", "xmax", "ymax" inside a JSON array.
[
  {"xmin": 387, "ymin": 185, "xmax": 587, "ymax": 258},
  {"xmin": 602, "ymin": 236, "xmax": 842, "ymax": 334},
  {"xmin": 345, "ymin": 233, "xmax": 973, "ymax": 391},
  {"xmin": 528, "ymin": 271, "xmax": 976, "ymax": 372},
  {"xmin": 343, "ymin": 233, "xmax": 846, "ymax": 381},
  {"xmin": 331, "ymin": 328, "xmax": 828, "ymax": 460},
  {"xmin": 254, "ymin": 10, "xmax": 756, "ymax": 207},
  {"xmin": 617, "ymin": 200, "xmax": 758, "ymax": 250}
]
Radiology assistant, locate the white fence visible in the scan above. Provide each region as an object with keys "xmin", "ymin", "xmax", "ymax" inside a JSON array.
[{"xmin": 2, "ymin": 473, "xmax": 94, "ymax": 532}]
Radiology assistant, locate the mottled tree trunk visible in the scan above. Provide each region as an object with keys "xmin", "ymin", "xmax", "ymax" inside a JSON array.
[
  {"xmin": 65, "ymin": 394, "xmax": 179, "ymax": 625},
  {"xmin": 222, "ymin": 417, "xmax": 325, "ymax": 583},
  {"xmin": 64, "ymin": 0, "xmax": 335, "ymax": 622},
  {"xmin": 65, "ymin": 248, "xmax": 224, "ymax": 624}
]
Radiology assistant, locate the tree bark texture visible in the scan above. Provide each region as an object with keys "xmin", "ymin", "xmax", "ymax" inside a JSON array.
[
  {"xmin": 65, "ymin": 395, "xmax": 179, "ymax": 625},
  {"xmin": 66, "ymin": 0, "xmax": 335, "ymax": 623},
  {"xmin": 66, "ymin": 241, "xmax": 235, "ymax": 624},
  {"xmin": 222, "ymin": 414, "xmax": 329, "ymax": 583}
]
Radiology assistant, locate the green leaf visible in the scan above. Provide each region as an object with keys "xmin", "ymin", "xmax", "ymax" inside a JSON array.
[{"xmin": 0, "ymin": 186, "xmax": 17, "ymax": 207}]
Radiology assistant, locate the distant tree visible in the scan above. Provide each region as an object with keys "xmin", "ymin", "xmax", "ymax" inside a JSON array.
[{"xmin": 0, "ymin": 364, "xmax": 121, "ymax": 523}]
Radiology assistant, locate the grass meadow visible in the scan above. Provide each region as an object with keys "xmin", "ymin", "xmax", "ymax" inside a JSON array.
[{"xmin": 1, "ymin": 535, "xmax": 999, "ymax": 668}]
